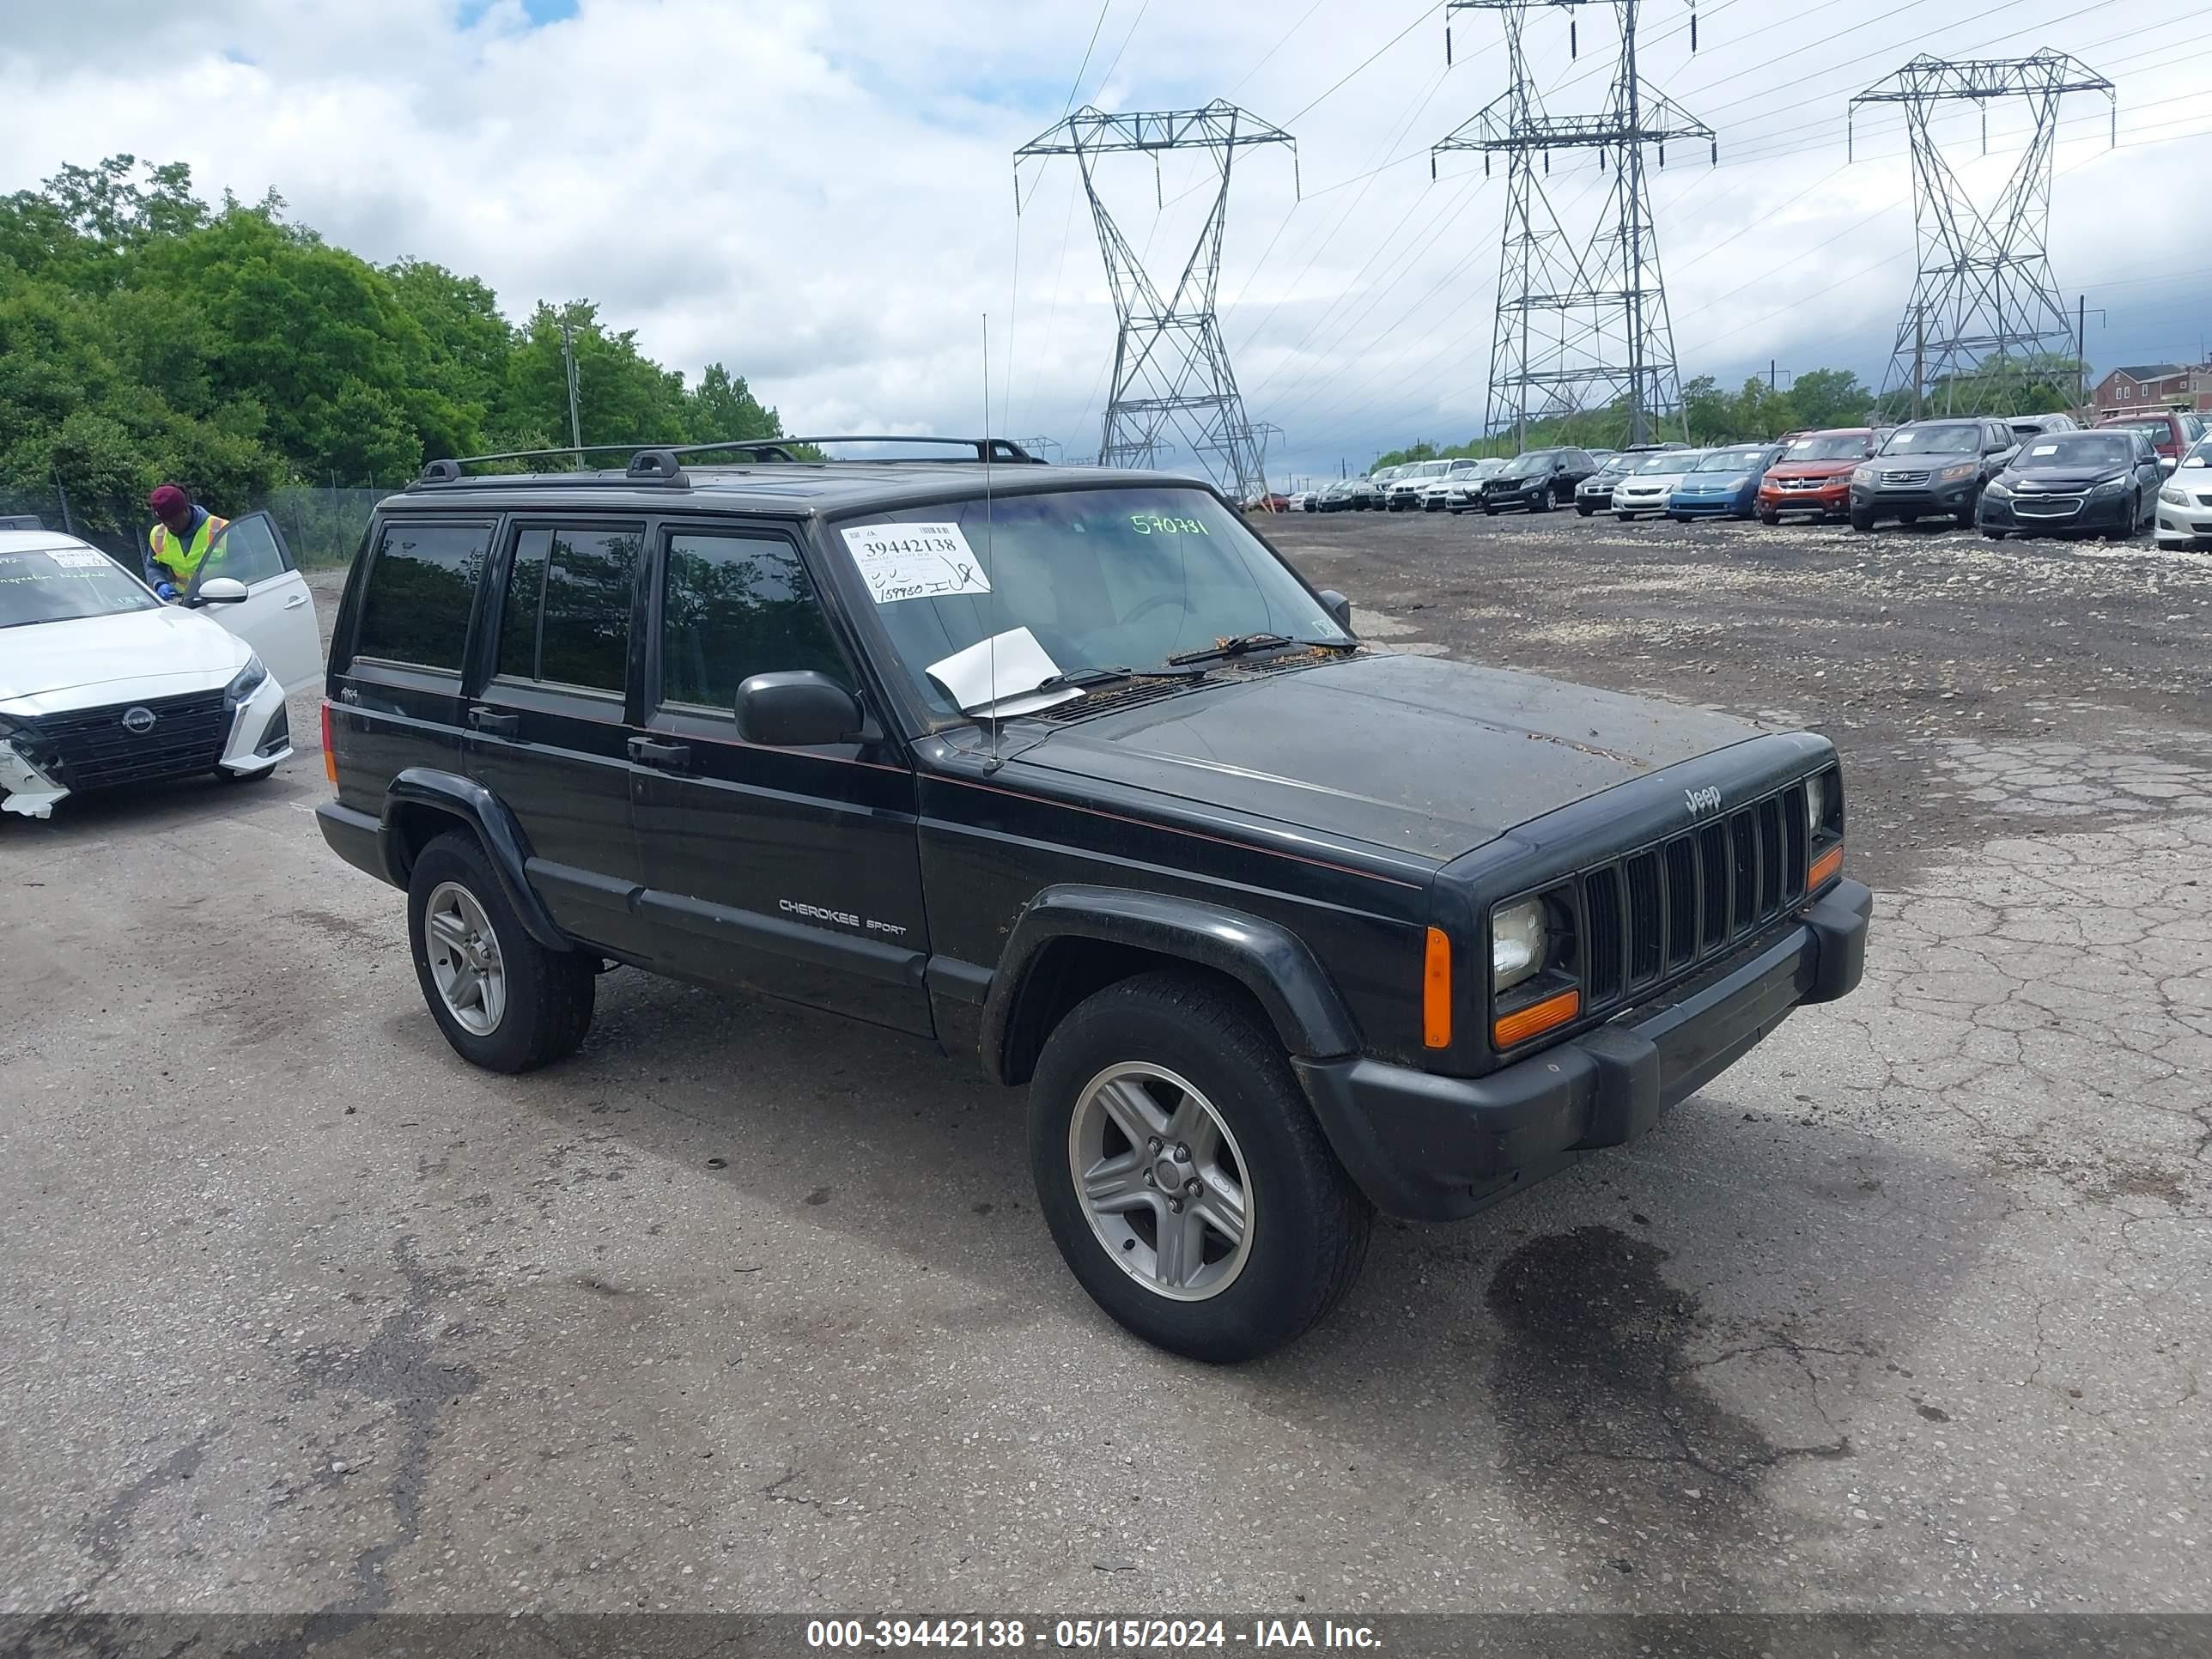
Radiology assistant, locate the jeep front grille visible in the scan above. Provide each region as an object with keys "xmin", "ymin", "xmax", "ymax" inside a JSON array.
[{"xmin": 1577, "ymin": 780, "xmax": 1810, "ymax": 1012}]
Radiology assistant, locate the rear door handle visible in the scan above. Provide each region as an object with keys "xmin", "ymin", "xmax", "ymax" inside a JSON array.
[
  {"xmin": 283, "ymin": 593, "xmax": 308, "ymax": 609},
  {"xmin": 468, "ymin": 706, "xmax": 519, "ymax": 738},
  {"xmin": 628, "ymin": 736, "xmax": 691, "ymax": 770}
]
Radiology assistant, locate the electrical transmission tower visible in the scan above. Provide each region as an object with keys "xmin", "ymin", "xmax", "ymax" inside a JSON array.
[
  {"xmin": 1435, "ymin": 0, "xmax": 1711, "ymax": 447},
  {"xmin": 1016, "ymin": 102, "xmax": 1296, "ymax": 499},
  {"xmin": 1850, "ymin": 52, "xmax": 2113, "ymax": 417}
]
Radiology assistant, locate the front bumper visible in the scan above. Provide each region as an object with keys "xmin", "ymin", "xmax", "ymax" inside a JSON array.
[
  {"xmin": 1294, "ymin": 878, "xmax": 1872, "ymax": 1220},
  {"xmin": 1979, "ymin": 489, "xmax": 2134, "ymax": 534},
  {"xmin": 1850, "ymin": 478, "xmax": 1978, "ymax": 520},
  {"xmin": 1612, "ymin": 490, "xmax": 1672, "ymax": 516},
  {"xmin": 1759, "ymin": 479, "xmax": 1850, "ymax": 514},
  {"xmin": 1, "ymin": 674, "xmax": 291, "ymax": 817},
  {"xmin": 1669, "ymin": 490, "xmax": 1752, "ymax": 519}
]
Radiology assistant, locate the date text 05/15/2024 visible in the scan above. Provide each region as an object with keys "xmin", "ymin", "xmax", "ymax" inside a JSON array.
[{"xmin": 804, "ymin": 1618, "xmax": 1382, "ymax": 1650}]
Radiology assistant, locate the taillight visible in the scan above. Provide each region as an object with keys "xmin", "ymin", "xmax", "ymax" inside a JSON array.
[{"xmin": 320, "ymin": 702, "xmax": 337, "ymax": 787}]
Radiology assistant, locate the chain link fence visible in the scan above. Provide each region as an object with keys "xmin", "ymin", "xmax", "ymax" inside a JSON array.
[{"xmin": 0, "ymin": 480, "xmax": 400, "ymax": 572}]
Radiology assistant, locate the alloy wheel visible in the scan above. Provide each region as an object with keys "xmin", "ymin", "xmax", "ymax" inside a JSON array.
[
  {"xmin": 1067, "ymin": 1062, "xmax": 1254, "ymax": 1302},
  {"xmin": 424, "ymin": 880, "xmax": 507, "ymax": 1036}
]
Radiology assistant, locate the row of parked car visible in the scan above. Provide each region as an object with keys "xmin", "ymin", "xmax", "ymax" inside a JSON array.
[{"xmin": 1284, "ymin": 405, "xmax": 2210, "ymax": 546}]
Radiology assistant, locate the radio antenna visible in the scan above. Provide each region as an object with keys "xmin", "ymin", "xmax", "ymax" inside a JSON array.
[{"xmin": 981, "ymin": 311, "xmax": 1000, "ymax": 769}]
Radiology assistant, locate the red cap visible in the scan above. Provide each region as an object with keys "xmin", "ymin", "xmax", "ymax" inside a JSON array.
[{"xmin": 149, "ymin": 484, "xmax": 189, "ymax": 516}]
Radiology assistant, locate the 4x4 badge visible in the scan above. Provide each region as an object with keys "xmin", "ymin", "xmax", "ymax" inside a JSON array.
[{"xmin": 1684, "ymin": 785, "xmax": 1723, "ymax": 818}]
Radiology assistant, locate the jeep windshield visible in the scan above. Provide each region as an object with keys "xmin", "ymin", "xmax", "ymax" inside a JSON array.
[
  {"xmin": 0, "ymin": 547, "xmax": 158, "ymax": 629},
  {"xmin": 836, "ymin": 487, "xmax": 1352, "ymax": 721}
]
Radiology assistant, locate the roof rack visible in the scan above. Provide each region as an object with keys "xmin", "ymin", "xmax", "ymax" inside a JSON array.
[{"xmin": 410, "ymin": 435, "xmax": 1044, "ymax": 489}]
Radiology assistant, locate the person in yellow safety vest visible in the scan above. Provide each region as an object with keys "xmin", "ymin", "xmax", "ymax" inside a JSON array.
[{"xmin": 144, "ymin": 483, "xmax": 230, "ymax": 601}]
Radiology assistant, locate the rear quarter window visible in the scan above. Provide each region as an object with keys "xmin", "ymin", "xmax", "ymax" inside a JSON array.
[{"xmin": 353, "ymin": 520, "xmax": 489, "ymax": 670}]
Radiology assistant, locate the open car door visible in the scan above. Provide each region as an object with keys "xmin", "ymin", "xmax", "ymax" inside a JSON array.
[{"xmin": 202, "ymin": 511, "xmax": 322, "ymax": 692}]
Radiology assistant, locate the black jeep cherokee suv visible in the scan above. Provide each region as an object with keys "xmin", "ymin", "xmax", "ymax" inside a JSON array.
[{"xmin": 318, "ymin": 439, "xmax": 1870, "ymax": 1362}]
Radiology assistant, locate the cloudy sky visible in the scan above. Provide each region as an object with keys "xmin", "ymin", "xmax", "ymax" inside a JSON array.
[{"xmin": 3, "ymin": 0, "xmax": 2205, "ymax": 483}]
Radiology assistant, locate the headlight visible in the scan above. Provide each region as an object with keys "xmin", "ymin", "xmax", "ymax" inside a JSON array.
[
  {"xmin": 1492, "ymin": 897, "xmax": 1548, "ymax": 993},
  {"xmin": 2161, "ymin": 485, "xmax": 2189, "ymax": 506},
  {"xmin": 1936, "ymin": 461, "xmax": 1978, "ymax": 483},
  {"xmin": 1851, "ymin": 465, "xmax": 1874, "ymax": 485},
  {"xmin": 1805, "ymin": 770, "xmax": 1827, "ymax": 835},
  {"xmin": 224, "ymin": 653, "xmax": 269, "ymax": 703},
  {"xmin": 1983, "ymin": 476, "xmax": 2011, "ymax": 498},
  {"xmin": 2087, "ymin": 474, "xmax": 2129, "ymax": 497}
]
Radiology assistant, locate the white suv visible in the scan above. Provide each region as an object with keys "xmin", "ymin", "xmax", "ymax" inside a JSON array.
[
  {"xmin": 0, "ymin": 521, "xmax": 321, "ymax": 818},
  {"xmin": 1386, "ymin": 459, "xmax": 1452, "ymax": 511}
]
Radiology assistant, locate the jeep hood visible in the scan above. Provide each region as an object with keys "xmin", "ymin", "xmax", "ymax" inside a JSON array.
[{"xmin": 1011, "ymin": 652, "xmax": 1765, "ymax": 862}]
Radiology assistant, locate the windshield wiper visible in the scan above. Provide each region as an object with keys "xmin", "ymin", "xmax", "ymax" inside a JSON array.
[
  {"xmin": 1036, "ymin": 663, "xmax": 1206, "ymax": 692},
  {"xmin": 1165, "ymin": 634, "xmax": 1358, "ymax": 669}
]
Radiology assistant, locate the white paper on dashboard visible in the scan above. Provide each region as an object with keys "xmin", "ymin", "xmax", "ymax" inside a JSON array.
[
  {"xmin": 841, "ymin": 520, "xmax": 993, "ymax": 605},
  {"xmin": 925, "ymin": 628, "xmax": 1082, "ymax": 718}
]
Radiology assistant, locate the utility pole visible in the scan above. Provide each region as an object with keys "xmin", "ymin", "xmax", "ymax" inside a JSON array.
[
  {"xmin": 1912, "ymin": 308, "xmax": 1925, "ymax": 421},
  {"xmin": 1016, "ymin": 102, "xmax": 1297, "ymax": 501},
  {"xmin": 560, "ymin": 320, "xmax": 584, "ymax": 462},
  {"xmin": 2076, "ymin": 294, "xmax": 2087, "ymax": 410},
  {"xmin": 1435, "ymin": 0, "xmax": 1712, "ymax": 447},
  {"xmin": 1851, "ymin": 52, "xmax": 2113, "ymax": 417}
]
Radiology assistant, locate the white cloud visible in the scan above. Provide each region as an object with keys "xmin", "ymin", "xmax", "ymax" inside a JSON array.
[{"xmin": 3, "ymin": 0, "xmax": 2203, "ymax": 483}]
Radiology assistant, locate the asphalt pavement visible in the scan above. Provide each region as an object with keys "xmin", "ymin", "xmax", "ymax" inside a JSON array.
[{"xmin": 2, "ymin": 519, "xmax": 2207, "ymax": 1620}]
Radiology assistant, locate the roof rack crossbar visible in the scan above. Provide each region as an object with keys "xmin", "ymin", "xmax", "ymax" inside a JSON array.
[{"xmin": 412, "ymin": 435, "xmax": 1045, "ymax": 488}]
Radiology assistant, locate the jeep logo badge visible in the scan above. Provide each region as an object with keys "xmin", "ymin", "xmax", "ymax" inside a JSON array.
[
  {"xmin": 122, "ymin": 706, "xmax": 156, "ymax": 734},
  {"xmin": 1683, "ymin": 785, "xmax": 1723, "ymax": 818}
]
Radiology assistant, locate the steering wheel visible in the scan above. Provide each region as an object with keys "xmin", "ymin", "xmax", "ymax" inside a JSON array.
[{"xmin": 1121, "ymin": 592, "xmax": 1193, "ymax": 629}]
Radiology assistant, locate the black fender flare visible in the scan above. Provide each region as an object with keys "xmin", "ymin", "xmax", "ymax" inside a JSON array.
[
  {"xmin": 379, "ymin": 769, "xmax": 573, "ymax": 953},
  {"xmin": 981, "ymin": 886, "xmax": 1360, "ymax": 1085}
]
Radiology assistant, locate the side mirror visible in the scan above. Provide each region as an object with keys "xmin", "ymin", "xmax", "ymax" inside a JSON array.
[
  {"xmin": 2160, "ymin": 457, "xmax": 2179, "ymax": 474},
  {"xmin": 1317, "ymin": 589, "xmax": 1353, "ymax": 633},
  {"xmin": 735, "ymin": 671, "xmax": 862, "ymax": 747},
  {"xmin": 190, "ymin": 577, "xmax": 248, "ymax": 606}
]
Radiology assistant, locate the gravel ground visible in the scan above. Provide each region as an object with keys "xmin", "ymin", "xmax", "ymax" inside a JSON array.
[{"xmin": 1, "ymin": 522, "xmax": 2208, "ymax": 1626}]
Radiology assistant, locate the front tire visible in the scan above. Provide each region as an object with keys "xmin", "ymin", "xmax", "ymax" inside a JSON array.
[
  {"xmin": 1850, "ymin": 507, "xmax": 1875, "ymax": 532},
  {"xmin": 406, "ymin": 830, "xmax": 595, "ymax": 1073},
  {"xmin": 1757, "ymin": 509, "xmax": 1782, "ymax": 526},
  {"xmin": 1577, "ymin": 503, "xmax": 1595, "ymax": 517},
  {"xmin": 1029, "ymin": 972, "xmax": 1372, "ymax": 1363}
]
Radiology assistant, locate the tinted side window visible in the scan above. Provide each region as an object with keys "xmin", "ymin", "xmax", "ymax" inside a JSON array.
[
  {"xmin": 495, "ymin": 528, "xmax": 550, "ymax": 679},
  {"xmin": 354, "ymin": 521, "xmax": 487, "ymax": 669},
  {"xmin": 491, "ymin": 525, "xmax": 637, "ymax": 692},
  {"xmin": 659, "ymin": 532, "xmax": 847, "ymax": 710},
  {"xmin": 539, "ymin": 529, "xmax": 638, "ymax": 691}
]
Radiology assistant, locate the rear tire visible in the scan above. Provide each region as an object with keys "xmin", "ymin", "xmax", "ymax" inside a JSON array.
[
  {"xmin": 1898, "ymin": 511, "xmax": 1919, "ymax": 525},
  {"xmin": 406, "ymin": 830, "xmax": 595, "ymax": 1073},
  {"xmin": 1029, "ymin": 971, "xmax": 1372, "ymax": 1364},
  {"xmin": 1983, "ymin": 528, "xmax": 2005, "ymax": 540}
]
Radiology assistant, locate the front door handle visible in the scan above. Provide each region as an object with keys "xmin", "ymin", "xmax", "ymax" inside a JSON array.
[
  {"xmin": 468, "ymin": 706, "xmax": 519, "ymax": 739},
  {"xmin": 283, "ymin": 593, "xmax": 308, "ymax": 610},
  {"xmin": 628, "ymin": 736, "xmax": 691, "ymax": 770}
]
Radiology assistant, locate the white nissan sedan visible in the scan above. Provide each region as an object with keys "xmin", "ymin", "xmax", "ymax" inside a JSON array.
[{"xmin": 0, "ymin": 516, "xmax": 320, "ymax": 819}]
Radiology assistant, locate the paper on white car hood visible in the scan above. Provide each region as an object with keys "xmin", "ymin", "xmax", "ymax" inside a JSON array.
[{"xmin": 0, "ymin": 605, "xmax": 247, "ymax": 710}]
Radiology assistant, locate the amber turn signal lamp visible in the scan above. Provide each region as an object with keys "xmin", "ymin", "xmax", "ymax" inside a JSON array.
[
  {"xmin": 1422, "ymin": 927, "xmax": 1452, "ymax": 1049},
  {"xmin": 1808, "ymin": 842, "xmax": 1843, "ymax": 890},
  {"xmin": 320, "ymin": 702, "xmax": 338, "ymax": 787},
  {"xmin": 1493, "ymin": 988, "xmax": 1580, "ymax": 1049}
]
